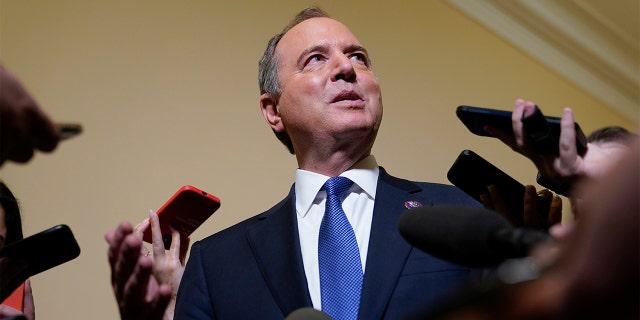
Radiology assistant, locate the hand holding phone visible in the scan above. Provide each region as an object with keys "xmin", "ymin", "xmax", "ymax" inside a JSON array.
[
  {"xmin": 0, "ymin": 225, "xmax": 80, "ymax": 302},
  {"xmin": 447, "ymin": 150, "xmax": 554, "ymax": 228},
  {"xmin": 142, "ymin": 185, "xmax": 220, "ymax": 249},
  {"xmin": 456, "ymin": 105, "xmax": 587, "ymax": 156}
]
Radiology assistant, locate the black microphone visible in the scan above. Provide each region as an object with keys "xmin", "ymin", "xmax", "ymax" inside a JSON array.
[
  {"xmin": 285, "ymin": 308, "xmax": 332, "ymax": 320},
  {"xmin": 398, "ymin": 205, "xmax": 551, "ymax": 267}
]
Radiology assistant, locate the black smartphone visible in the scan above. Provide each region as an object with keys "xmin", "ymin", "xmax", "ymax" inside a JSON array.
[
  {"xmin": 0, "ymin": 224, "xmax": 81, "ymax": 277},
  {"xmin": 456, "ymin": 105, "xmax": 588, "ymax": 156},
  {"xmin": 58, "ymin": 123, "xmax": 82, "ymax": 140},
  {"xmin": 143, "ymin": 185, "xmax": 221, "ymax": 249},
  {"xmin": 448, "ymin": 150, "xmax": 555, "ymax": 228}
]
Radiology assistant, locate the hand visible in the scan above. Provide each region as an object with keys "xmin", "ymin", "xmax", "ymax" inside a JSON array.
[
  {"xmin": 0, "ymin": 279, "xmax": 34, "ymax": 320},
  {"xmin": 481, "ymin": 184, "xmax": 562, "ymax": 230},
  {"xmin": 105, "ymin": 222, "xmax": 171, "ymax": 320},
  {"xmin": 0, "ymin": 64, "xmax": 61, "ymax": 166},
  {"xmin": 486, "ymin": 99, "xmax": 619, "ymax": 182},
  {"xmin": 135, "ymin": 211, "xmax": 189, "ymax": 320}
]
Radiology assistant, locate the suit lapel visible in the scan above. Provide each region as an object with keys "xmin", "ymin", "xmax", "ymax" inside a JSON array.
[
  {"xmin": 246, "ymin": 187, "xmax": 312, "ymax": 316},
  {"xmin": 359, "ymin": 168, "xmax": 432, "ymax": 319}
]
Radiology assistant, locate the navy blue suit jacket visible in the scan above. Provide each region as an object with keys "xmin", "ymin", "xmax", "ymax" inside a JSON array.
[{"xmin": 174, "ymin": 168, "xmax": 481, "ymax": 319}]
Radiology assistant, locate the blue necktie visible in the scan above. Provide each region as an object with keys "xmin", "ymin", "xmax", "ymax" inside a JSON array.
[{"xmin": 318, "ymin": 176, "xmax": 362, "ymax": 320}]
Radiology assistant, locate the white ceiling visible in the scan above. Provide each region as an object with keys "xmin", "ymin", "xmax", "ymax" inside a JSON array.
[{"xmin": 447, "ymin": 0, "xmax": 639, "ymax": 121}]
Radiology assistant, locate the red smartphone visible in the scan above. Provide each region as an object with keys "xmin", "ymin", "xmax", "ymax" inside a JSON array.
[
  {"xmin": 142, "ymin": 185, "xmax": 221, "ymax": 249},
  {"xmin": 1, "ymin": 283, "xmax": 25, "ymax": 311}
]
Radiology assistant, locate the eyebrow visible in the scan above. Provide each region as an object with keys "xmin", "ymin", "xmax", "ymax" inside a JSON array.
[{"xmin": 296, "ymin": 43, "xmax": 370, "ymax": 66}]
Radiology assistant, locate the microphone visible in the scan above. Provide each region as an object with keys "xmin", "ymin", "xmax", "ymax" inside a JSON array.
[
  {"xmin": 398, "ymin": 205, "xmax": 551, "ymax": 267},
  {"xmin": 285, "ymin": 308, "xmax": 332, "ymax": 320}
]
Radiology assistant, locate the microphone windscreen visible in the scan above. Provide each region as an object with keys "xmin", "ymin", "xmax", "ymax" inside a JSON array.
[
  {"xmin": 285, "ymin": 308, "xmax": 332, "ymax": 320},
  {"xmin": 398, "ymin": 205, "xmax": 512, "ymax": 267}
]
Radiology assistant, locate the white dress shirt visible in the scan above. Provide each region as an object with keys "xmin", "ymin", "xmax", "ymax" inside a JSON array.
[{"xmin": 295, "ymin": 155, "xmax": 379, "ymax": 309}]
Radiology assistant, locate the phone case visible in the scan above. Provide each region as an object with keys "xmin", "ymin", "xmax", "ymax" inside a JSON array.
[
  {"xmin": 143, "ymin": 185, "xmax": 221, "ymax": 249},
  {"xmin": 0, "ymin": 224, "xmax": 81, "ymax": 277},
  {"xmin": 456, "ymin": 105, "xmax": 587, "ymax": 155},
  {"xmin": 447, "ymin": 150, "xmax": 526, "ymax": 225},
  {"xmin": 1, "ymin": 283, "xmax": 24, "ymax": 311}
]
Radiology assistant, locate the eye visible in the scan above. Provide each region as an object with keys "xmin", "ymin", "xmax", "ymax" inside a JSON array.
[
  {"xmin": 304, "ymin": 54, "xmax": 325, "ymax": 67},
  {"xmin": 350, "ymin": 52, "xmax": 370, "ymax": 66}
]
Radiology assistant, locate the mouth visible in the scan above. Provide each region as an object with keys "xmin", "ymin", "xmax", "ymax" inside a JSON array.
[{"xmin": 331, "ymin": 90, "xmax": 364, "ymax": 104}]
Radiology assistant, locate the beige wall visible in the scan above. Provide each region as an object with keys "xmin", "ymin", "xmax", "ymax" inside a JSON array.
[{"xmin": 1, "ymin": 1, "xmax": 636, "ymax": 318}]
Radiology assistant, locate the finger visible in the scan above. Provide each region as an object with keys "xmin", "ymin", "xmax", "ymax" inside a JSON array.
[
  {"xmin": 6, "ymin": 134, "xmax": 35, "ymax": 163},
  {"xmin": 107, "ymin": 222, "xmax": 134, "ymax": 266},
  {"xmin": 120, "ymin": 257, "xmax": 154, "ymax": 319},
  {"xmin": 23, "ymin": 279, "xmax": 35, "ymax": 319},
  {"xmin": 549, "ymin": 223, "xmax": 573, "ymax": 240},
  {"xmin": 556, "ymin": 108, "xmax": 578, "ymax": 175},
  {"xmin": 169, "ymin": 229, "xmax": 182, "ymax": 262},
  {"xmin": 480, "ymin": 193, "xmax": 494, "ymax": 210},
  {"xmin": 523, "ymin": 185, "xmax": 540, "ymax": 228},
  {"xmin": 26, "ymin": 101, "xmax": 61, "ymax": 153},
  {"xmin": 0, "ymin": 304, "xmax": 22, "ymax": 317},
  {"xmin": 512, "ymin": 99, "xmax": 526, "ymax": 147},
  {"xmin": 179, "ymin": 236, "xmax": 190, "ymax": 264},
  {"xmin": 487, "ymin": 184, "xmax": 515, "ymax": 225},
  {"xmin": 548, "ymin": 195, "xmax": 563, "ymax": 226},
  {"xmin": 114, "ymin": 234, "xmax": 143, "ymax": 298},
  {"xmin": 149, "ymin": 210, "xmax": 166, "ymax": 257},
  {"xmin": 147, "ymin": 283, "xmax": 172, "ymax": 320},
  {"xmin": 133, "ymin": 217, "xmax": 151, "ymax": 237}
]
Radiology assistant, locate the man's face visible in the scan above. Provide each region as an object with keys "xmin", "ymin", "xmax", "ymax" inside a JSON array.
[{"xmin": 273, "ymin": 17, "xmax": 383, "ymax": 152}]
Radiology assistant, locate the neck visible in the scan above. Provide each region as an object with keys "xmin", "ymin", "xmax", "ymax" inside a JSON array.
[{"xmin": 296, "ymin": 147, "xmax": 371, "ymax": 177}]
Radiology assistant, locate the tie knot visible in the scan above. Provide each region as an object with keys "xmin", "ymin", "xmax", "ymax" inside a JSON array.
[{"xmin": 324, "ymin": 176, "xmax": 353, "ymax": 199}]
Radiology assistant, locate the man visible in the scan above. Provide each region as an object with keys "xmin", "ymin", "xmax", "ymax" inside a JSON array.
[{"xmin": 174, "ymin": 7, "xmax": 480, "ymax": 319}]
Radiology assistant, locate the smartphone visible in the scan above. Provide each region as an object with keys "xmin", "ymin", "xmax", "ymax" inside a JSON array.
[
  {"xmin": 0, "ymin": 224, "xmax": 81, "ymax": 277},
  {"xmin": 58, "ymin": 123, "xmax": 82, "ymax": 140},
  {"xmin": 143, "ymin": 185, "xmax": 221, "ymax": 249},
  {"xmin": 456, "ymin": 105, "xmax": 588, "ymax": 155},
  {"xmin": 1, "ymin": 283, "xmax": 25, "ymax": 311},
  {"xmin": 448, "ymin": 150, "xmax": 555, "ymax": 228}
]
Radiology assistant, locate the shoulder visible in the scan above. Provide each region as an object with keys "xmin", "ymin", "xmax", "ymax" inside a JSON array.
[
  {"xmin": 379, "ymin": 167, "xmax": 480, "ymax": 207},
  {"xmin": 194, "ymin": 187, "xmax": 294, "ymax": 248}
]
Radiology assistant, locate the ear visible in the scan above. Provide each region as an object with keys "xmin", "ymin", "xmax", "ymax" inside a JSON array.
[{"xmin": 260, "ymin": 93, "xmax": 285, "ymax": 133}]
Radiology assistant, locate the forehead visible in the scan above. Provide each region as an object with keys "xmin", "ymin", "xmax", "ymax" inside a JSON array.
[{"xmin": 276, "ymin": 17, "xmax": 361, "ymax": 59}]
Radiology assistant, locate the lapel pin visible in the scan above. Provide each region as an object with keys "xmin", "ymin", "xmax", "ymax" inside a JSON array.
[{"xmin": 404, "ymin": 200, "xmax": 423, "ymax": 209}]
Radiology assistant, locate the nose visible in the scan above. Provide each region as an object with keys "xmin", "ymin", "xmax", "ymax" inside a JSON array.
[{"xmin": 331, "ymin": 54, "xmax": 356, "ymax": 82}]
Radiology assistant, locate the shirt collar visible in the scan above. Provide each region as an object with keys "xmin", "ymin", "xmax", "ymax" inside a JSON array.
[{"xmin": 295, "ymin": 155, "xmax": 380, "ymax": 218}]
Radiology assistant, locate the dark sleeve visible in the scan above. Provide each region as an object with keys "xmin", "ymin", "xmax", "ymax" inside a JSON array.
[{"xmin": 174, "ymin": 241, "xmax": 215, "ymax": 319}]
